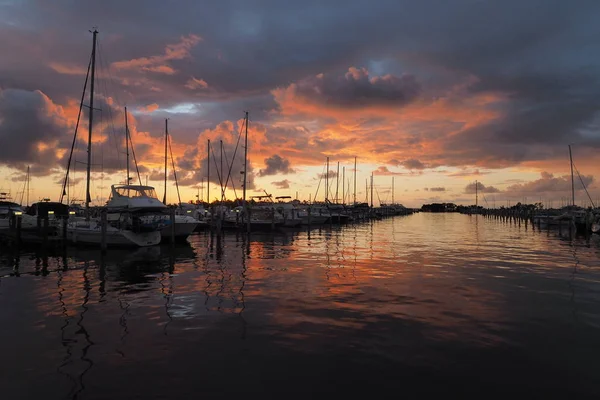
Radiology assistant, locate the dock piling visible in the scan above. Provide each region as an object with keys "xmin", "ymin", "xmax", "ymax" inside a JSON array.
[{"xmin": 100, "ymin": 210, "xmax": 107, "ymax": 251}]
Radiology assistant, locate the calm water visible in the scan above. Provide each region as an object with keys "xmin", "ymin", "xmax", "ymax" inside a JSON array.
[{"xmin": 1, "ymin": 213, "xmax": 600, "ymax": 398}]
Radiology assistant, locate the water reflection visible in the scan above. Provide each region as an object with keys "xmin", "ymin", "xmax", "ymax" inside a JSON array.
[{"xmin": 1, "ymin": 213, "xmax": 600, "ymax": 397}]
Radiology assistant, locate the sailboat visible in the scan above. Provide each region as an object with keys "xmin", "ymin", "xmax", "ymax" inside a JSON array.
[
  {"xmin": 64, "ymin": 30, "xmax": 162, "ymax": 247},
  {"xmin": 157, "ymin": 118, "xmax": 199, "ymax": 241}
]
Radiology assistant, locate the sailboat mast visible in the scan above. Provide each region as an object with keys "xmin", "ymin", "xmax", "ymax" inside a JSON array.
[
  {"xmin": 335, "ymin": 161, "xmax": 340, "ymax": 204},
  {"xmin": 342, "ymin": 166, "xmax": 345, "ymax": 204},
  {"xmin": 220, "ymin": 140, "xmax": 224, "ymax": 203},
  {"xmin": 243, "ymin": 111, "xmax": 249, "ymax": 209},
  {"xmin": 26, "ymin": 165, "xmax": 30, "ymax": 207},
  {"xmin": 125, "ymin": 106, "xmax": 130, "ymax": 184},
  {"xmin": 353, "ymin": 156, "xmax": 357, "ymax": 205},
  {"xmin": 207, "ymin": 139, "xmax": 210, "ymax": 204},
  {"xmin": 163, "ymin": 119, "xmax": 168, "ymax": 205},
  {"xmin": 370, "ymin": 173, "xmax": 374, "ymax": 208},
  {"xmin": 392, "ymin": 176, "xmax": 394, "ymax": 205},
  {"xmin": 325, "ymin": 157, "xmax": 329, "ymax": 202},
  {"xmin": 569, "ymin": 145, "xmax": 575, "ymax": 206},
  {"xmin": 475, "ymin": 180, "xmax": 478, "ymax": 208},
  {"xmin": 85, "ymin": 29, "xmax": 98, "ymax": 220}
]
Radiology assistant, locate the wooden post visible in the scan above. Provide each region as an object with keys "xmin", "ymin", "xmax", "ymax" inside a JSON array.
[
  {"xmin": 271, "ymin": 208, "xmax": 275, "ymax": 230},
  {"xmin": 100, "ymin": 210, "xmax": 107, "ymax": 251},
  {"xmin": 308, "ymin": 206, "xmax": 312, "ymax": 228},
  {"xmin": 62, "ymin": 216, "xmax": 68, "ymax": 243},
  {"xmin": 42, "ymin": 217, "xmax": 49, "ymax": 246},
  {"xmin": 16, "ymin": 215, "xmax": 22, "ymax": 247},
  {"xmin": 246, "ymin": 206, "xmax": 251, "ymax": 233},
  {"xmin": 170, "ymin": 206, "xmax": 176, "ymax": 244}
]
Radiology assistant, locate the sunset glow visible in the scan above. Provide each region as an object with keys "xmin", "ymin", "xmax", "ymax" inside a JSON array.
[{"xmin": 1, "ymin": 1, "xmax": 599, "ymax": 208}]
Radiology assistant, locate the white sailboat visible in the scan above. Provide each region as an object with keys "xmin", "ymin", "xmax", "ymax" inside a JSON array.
[{"xmin": 64, "ymin": 30, "xmax": 161, "ymax": 247}]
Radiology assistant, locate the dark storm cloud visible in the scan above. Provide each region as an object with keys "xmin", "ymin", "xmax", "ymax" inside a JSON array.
[
  {"xmin": 465, "ymin": 182, "xmax": 500, "ymax": 194},
  {"xmin": 1, "ymin": 0, "xmax": 600, "ymax": 171},
  {"xmin": 271, "ymin": 179, "xmax": 290, "ymax": 189},
  {"xmin": 505, "ymin": 172, "xmax": 593, "ymax": 194},
  {"xmin": 293, "ymin": 67, "xmax": 421, "ymax": 108},
  {"xmin": 398, "ymin": 159, "xmax": 427, "ymax": 170},
  {"xmin": 258, "ymin": 155, "xmax": 295, "ymax": 177},
  {"xmin": 0, "ymin": 89, "xmax": 68, "ymax": 169}
]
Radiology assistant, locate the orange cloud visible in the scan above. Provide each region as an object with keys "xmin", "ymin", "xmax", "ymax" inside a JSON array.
[
  {"xmin": 48, "ymin": 62, "xmax": 88, "ymax": 75},
  {"xmin": 138, "ymin": 103, "xmax": 159, "ymax": 113},
  {"xmin": 185, "ymin": 77, "xmax": 208, "ymax": 90},
  {"xmin": 112, "ymin": 34, "xmax": 202, "ymax": 75}
]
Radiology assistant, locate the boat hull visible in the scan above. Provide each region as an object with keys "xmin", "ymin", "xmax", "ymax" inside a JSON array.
[
  {"xmin": 67, "ymin": 221, "xmax": 161, "ymax": 247},
  {"xmin": 159, "ymin": 221, "xmax": 198, "ymax": 241}
]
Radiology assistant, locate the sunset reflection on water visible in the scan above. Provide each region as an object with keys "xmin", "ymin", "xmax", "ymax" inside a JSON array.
[{"xmin": 1, "ymin": 213, "xmax": 600, "ymax": 398}]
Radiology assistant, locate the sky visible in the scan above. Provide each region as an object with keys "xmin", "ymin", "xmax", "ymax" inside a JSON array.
[{"xmin": 1, "ymin": 0, "xmax": 600, "ymax": 208}]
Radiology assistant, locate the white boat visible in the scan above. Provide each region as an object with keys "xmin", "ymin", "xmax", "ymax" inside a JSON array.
[
  {"xmin": 176, "ymin": 203, "xmax": 210, "ymax": 230},
  {"xmin": 0, "ymin": 200, "xmax": 23, "ymax": 231},
  {"xmin": 68, "ymin": 218, "xmax": 162, "ymax": 247},
  {"xmin": 62, "ymin": 31, "xmax": 163, "ymax": 248},
  {"xmin": 159, "ymin": 214, "xmax": 199, "ymax": 240},
  {"xmin": 274, "ymin": 196, "xmax": 302, "ymax": 227},
  {"xmin": 297, "ymin": 207, "xmax": 329, "ymax": 225}
]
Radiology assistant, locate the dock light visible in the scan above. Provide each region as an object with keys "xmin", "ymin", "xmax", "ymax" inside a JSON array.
[
  {"xmin": 69, "ymin": 211, "xmax": 76, "ymax": 215},
  {"xmin": 48, "ymin": 211, "xmax": 55, "ymax": 215},
  {"xmin": 187, "ymin": 210, "xmax": 192, "ymax": 213},
  {"xmin": 236, "ymin": 209, "xmax": 240, "ymax": 213},
  {"xmin": 14, "ymin": 211, "xmax": 22, "ymax": 216}
]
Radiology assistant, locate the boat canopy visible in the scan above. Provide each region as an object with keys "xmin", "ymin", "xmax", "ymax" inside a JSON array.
[{"xmin": 111, "ymin": 185, "xmax": 159, "ymax": 200}]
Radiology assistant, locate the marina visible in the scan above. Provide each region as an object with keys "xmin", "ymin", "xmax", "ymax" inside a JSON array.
[
  {"xmin": 2, "ymin": 212, "xmax": 600, "ymax": 398},
  {"xmin": 2, "ymin": 1, "xmax": 600, "ymax": 398}
]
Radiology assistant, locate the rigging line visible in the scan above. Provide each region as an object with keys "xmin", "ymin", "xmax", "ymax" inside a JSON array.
[
  {"xmin": 96, "ymin": 42, "xmax": 121, "ymax": 166},
  {"xmin": 573, "ymin": 162, "xmax": 595, "ymax": 208},
  {"xmin": 209, "ymin": 143, "xmax": 224, "ymax": 195},
  {"xmin": 221, "ymin": 119, "xmax": 245, "ymax": 202},
  {"xmin": 167, "ymin": 133, "xmax": 182, "ymax": 207},
  {"xmin": 221, "ymin": 144, "xmax": 239, "ymax": 200},
  {"xmin": 128, "ymin": 124, "xmax": 143, "ymax": 186},
  {"xmin": 375, "ymin": 186, "xmax": 382, "ymax": 206},
  {"xmin": 313, "ymin": 162, "xmax": 326, "ymax": 203},
  {"xmin": 60, "ymin": 53, "xmax": 92, "ymax": 203}
]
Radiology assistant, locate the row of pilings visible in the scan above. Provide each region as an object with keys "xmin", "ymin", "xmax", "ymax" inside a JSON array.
[{"xmin": 465, "ymin": 208, "xmax": 593, "ymax": 235}]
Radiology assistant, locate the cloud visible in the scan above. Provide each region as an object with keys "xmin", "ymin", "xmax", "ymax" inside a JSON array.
[
  {"xmin": 429, "ymin": 187, "xmax": 446, "ymax": 192},
  {"xmin": 373, "ymin": 166, "xmax": 410, "ymax": 176},
  {"xmin": 317, "ymin": 170, "xmax": 338, "ymax": 180},
  {"xmin": 0, "ymin": 89, "xmax": 70, "ymax": 170},
  {"xmin": 274, "ymin": 67, "xmax": 421, "ymax": 111},
  {"xmin": 464, "ymin": 182, "xmax": 500, "ymax": 194},
  {"xmin": 112, "ymin": 34, "xmax": 202, "ymax": 75},
  {"xmin": 138, "ymin": 103, "xmax": 159, "ymax": 113},
  {"xmin": 185, "ymin": 77, "xmax": 208, "ymax": 90},
  {"xmin": 258, "ymin": 154, "xmax": 295, "ymax": 176},
  {"xmin": 505, "ymin": 172, "xmax": 593, "ymax": 195},
  {"xmin": 271, "ymin": 179, "xmax": 290, "ymax": 189},
  {"xmin": 446, "ymin": 169, "xmax": 491, "ymax": 177},
  {"xmin": 173, "ymin": 120, "xmax": 257, "ymax": 194},
  {"xmin": 399, "ymin": 159, "xmax": 427, "ymax": 170}
]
